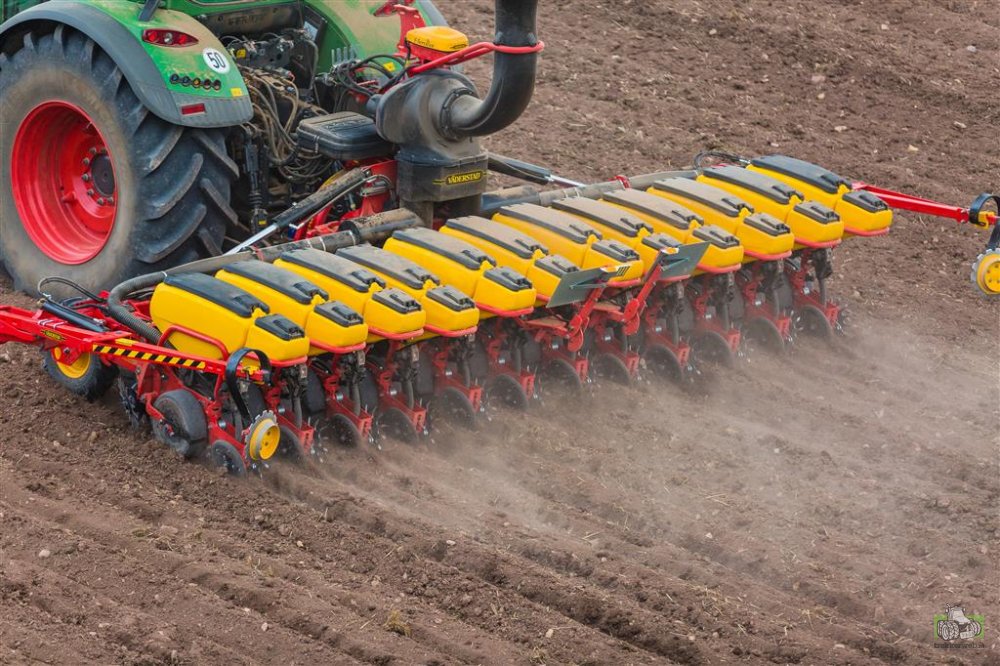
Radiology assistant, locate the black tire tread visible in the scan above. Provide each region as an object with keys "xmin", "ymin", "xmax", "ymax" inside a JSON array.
[
  {"xmin": 42, "ymin": 350, "xmax": 117, "ymax": 401},
  {"xmin": 0, "ymin": 27, "xmax": 239, "ymax": 293}
]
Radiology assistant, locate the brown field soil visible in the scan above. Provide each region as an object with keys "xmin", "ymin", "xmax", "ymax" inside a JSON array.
[{"xmin": 1, "ymin": 1, "xmax": 998, "ymax": 664}]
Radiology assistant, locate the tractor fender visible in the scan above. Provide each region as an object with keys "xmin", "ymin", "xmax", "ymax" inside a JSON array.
[{"xmin": 0, "ymin": 1, "xmax": 251, "ymax": 129}]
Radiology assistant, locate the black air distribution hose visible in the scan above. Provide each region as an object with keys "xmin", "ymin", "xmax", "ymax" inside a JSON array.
[{"xmin": 107, "ymin": 208, "xmax": 421, "ymax": 344}]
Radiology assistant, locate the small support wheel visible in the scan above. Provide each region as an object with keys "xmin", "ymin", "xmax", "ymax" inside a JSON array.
[
  {"xmin": 743, "ymin": 317, "xmax": 786, "ymax": 353},
  {"xmin": 591, "ymin": 353, "xmax": 632, "ymax": 385},
  {"xmin": 151, "ymin": 390, "xmax": 208, "ymax": 459},
  {"xmin": 539, "ymin": 358, "xmax": 584, "ymax": 394},
  {"xmin": 971, "ymin": 249, "xmax": 1000, "ymax": 295},
  {"xmin": 488, "ymin": 374, "xmax": 529, "ymax": 411},
  {"xmin": 796, "ymin": 305, "xmax": 833, "ymax": 339},
  {"xmin": 432, "ymin": 386, "xmax": 479, "ymax": 429},
  {"xmin": 208, "ymin": 440, "xmax": 246, "ymax": 477},
  {"xmin": 378, "ymin": 407, "xmax": 419, "ymax": 443},
  {"xmin": 43, "ymin": 348, "xmax": 116, "ymax": 400},
  {"xmin": 644, "ymin": 344, "xmax": 684, "ymax": 383}
]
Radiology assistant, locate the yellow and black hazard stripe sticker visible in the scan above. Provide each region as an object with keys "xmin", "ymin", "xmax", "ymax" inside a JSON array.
[{"xmin": 93, "ymin": 345, "xmax": 207, "ymax": 370}]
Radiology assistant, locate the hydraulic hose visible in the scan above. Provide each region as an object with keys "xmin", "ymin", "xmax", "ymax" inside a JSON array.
[{"xmin": 443, "ymin": 0, "xmax": 540, "ymax": 138}]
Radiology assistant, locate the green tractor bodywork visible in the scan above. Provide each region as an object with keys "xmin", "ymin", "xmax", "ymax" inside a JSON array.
[
  {"xmin": 0, "ymin": 0, "xmax": 453, "ymax": 294},
  {"xmin": 0, "ymin": 0, "xmax": 442, "ymax": 127}
]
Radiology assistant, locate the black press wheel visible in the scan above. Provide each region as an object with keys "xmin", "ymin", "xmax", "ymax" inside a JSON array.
[
  {"xmin": 208, "ymin": 440, "xmax": 247, "ymax": 477},
  {"xmin": 309, "ymin": 412, "xmax": 364, "ymax": 464},
  {"xmin": 692, "ymin": 331, "xmax": 736, "ymax": 367},
  {"xmin": 643, "ymin": 344, "xmax": 684, "ymax": 383},
  {"xmin": 327, "ymin": 413, "xmax": 364, "ymax": 447},
  {"xmin": 487, "ymin": 374, "xmax": 530, "ymax": 411},
  {"xmin": 743, "ymin": 317, "xmax": 786, "ymax": 353},
  {"xmin": 378, "ymin": 407, "xmax": 419, "ymax": 443},
  {"xmin": 151, "ymin": 389, "xmax": 208, "ymax": 459},
  {"xmin": 0, "ymin": 26, "xmax": 237, "ymax": 295},
  {"xmin": 591, "ymin": 353, "xmax": 633, "ymax": 386},
  {"xmin": 275, "ymin": 425, "xmax": 306, "ymax": 462},
  {"xmin": 796, "ymin": 305, "xmax": 834, "ymax": 339},
  {"xmin": 42, "ymin": 347, "xmax": 117, "ymax": 400},
  {"xmin": 431, "ymin": 386, "xmax": 479, "ymax": 429},
  {"xmin": 538, "ymin": 357, "xmax": 584, "ymax": 395}
]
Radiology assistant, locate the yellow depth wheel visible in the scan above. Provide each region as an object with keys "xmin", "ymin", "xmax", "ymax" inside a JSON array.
[
  {"xmin": 972, "ymin": 250, "xmax": 1000, "ymax": 296},
  {"xmin": 43, "ymin": 348, "xmax": 116, "ymax": 400},
  {"xmin": 51, "ymin": 348, "xmax": 92, "ymax": 379},
  {"xmin": 246, "ymin": 412, "xmax": 281, "ymax": 461}
]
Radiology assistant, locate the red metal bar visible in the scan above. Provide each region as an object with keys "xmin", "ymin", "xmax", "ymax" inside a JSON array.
[
  {"xmin": 853, "ymin": 182, "xmax": 997, "ymax": 227},
  {"xmin": 407, "ymin": 41, "xmax": 545, "ymax": 75}
]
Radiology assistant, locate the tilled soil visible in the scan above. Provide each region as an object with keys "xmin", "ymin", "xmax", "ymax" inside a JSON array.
[{"xmin": 1, "ymin": 1, "xmax": 998, "ymax": 665}]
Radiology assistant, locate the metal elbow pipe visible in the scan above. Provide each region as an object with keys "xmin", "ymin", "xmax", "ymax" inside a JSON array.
[{"xmin": 444, "ymin": 0, "xmax": 539, "ymax": 138}]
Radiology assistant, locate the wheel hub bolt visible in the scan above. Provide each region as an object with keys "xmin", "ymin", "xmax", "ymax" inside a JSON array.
[
  {"xmin": 87, "ymin": 189, "xmax": 95, "ymax": 197},
  {"xmin": 97, "ymin": 198, "xmax": 106, "ymax": 206},
  {"xmin": 82, "ymin": 174, "xmax": 91, "ymax": 182},
  {"xmin": 88, "ymin": 147, "xmax": 97, "ymax": 157},
  {"xmin": 82, "ymin": 158, "xmax": 91, "ymax": 167},
  {"xmin": 106, "ymin": 197, "xmax": 114, "ymax": 205}
]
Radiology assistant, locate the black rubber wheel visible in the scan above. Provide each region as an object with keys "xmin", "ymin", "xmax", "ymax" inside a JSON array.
[
  {"xmin": 42, "ymin": 348, "xmax": 117, "ymax": 400},
  {"xmin": 743, "ymin": 317, "xmax": 786, "ymax": 353},
  {"xmin": 0, "ymin": 27, "xmax": 237, "ymax": 295},
  {"xmin": 151, "ymin": 389, "xmax": 208, "ymax": 459},
  {"xmin": 796, "ymin": 305, "xmax": 834, "ymax": 339},
  {"xmin": 693, "ymin": 331, "xmax": 736, "ymax": 367},
  {"xmin": 208, "ymin": 440, "xmax": 246, "ymax": 477},
  {"xmin": 378, "ymin": 407, "xmax": 419, "ymax": 443},
  {"xmin": 275, "ymin": 425, "xmax": 306, "ymax": 462},
  {"xmin": 488, "ymin": 374, "xmax": 530, "ymax": 410},
  {"xmin": 311, "ymin": 413, "xmax": 364, "ymax": 460},
  {"xmin": 643, "ymin": 344, "xmax": 684, "ymax": 383},
  {"xmin": 432, "ymin": 386, "xmax": 479, "ymax": 429},
  {"xmin": 538, "ymin": 358, "xmax": 584, "ymax": 394},
  {"xmin": 328, "ymin": 413, "xmax": 364, "ymax": 447},
  {"xmin": 591, "ymin": 353, "xmax": 633, "ymax": 386}
]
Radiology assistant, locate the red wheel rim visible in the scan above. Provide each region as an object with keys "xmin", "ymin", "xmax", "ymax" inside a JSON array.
[{"xmin": 11, "ymin": 101, "xmax": 117, "ymax": 264}]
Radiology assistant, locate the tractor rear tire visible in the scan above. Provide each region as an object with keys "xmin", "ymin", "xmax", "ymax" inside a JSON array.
[{"xmin": 0, "ymin": 27, "xmax": 237, "ymax": 295}]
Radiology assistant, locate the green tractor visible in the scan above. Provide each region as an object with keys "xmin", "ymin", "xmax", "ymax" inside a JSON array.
[{"xmin": 0, "ymin": 0, "xmax": 508, "ymax": 293}]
